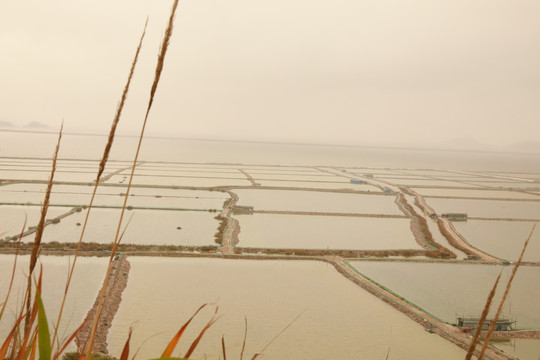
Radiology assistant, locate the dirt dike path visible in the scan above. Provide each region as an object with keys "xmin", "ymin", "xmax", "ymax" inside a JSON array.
[
  {"xmin": 402, "ymin": 187, "xmax": 502, "ymax": 263},
  {"xmin": 438, "ymin": 218, "xmax": 502, "ymax": 263},
  {"xmin": 218, "ymin": 190, "xmax": 239, "ymax": 255},
  {"xmin": 76, "ymin": 255, "xmax": 130, "ymax": 355}
]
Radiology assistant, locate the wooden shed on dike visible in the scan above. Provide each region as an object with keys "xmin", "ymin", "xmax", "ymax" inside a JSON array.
[{"xmin": 457, "ymin": 317, "xmax": 514, "ymax": 331}]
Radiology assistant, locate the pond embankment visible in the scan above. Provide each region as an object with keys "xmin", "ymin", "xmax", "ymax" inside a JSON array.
[{"xmin": 76, "ymin": 255, "xmax": 130, "ymax": 355}]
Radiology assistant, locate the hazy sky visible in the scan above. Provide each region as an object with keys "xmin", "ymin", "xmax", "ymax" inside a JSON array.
[{"xmin": 1, "ymin": 0, "xmax": 539, "ymax": 148}]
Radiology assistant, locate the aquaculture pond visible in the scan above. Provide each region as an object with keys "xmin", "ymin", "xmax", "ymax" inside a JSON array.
[
  {"xmin": 348, "ymin": 261, "xmax": 540, "ymax": 329},
  {"xmin": 491, "ymin": 338, "xmax": 540, "ymax": 360},
  {"xmin": 249, "ymin": 174, "xmax": 348, "ymax": 182},
  {"xmin": 453, "ymin": 220, "xmax": 540, "ymax": 262},
  {"xmin": 0, "ymin": 255, "xmax": 107, "ymax": 349},
  {"xmin": 108, "ymin": 257, "xmax": 466, "ymax": 360},
  {"xmin": 255, "ymin": 179, "xmax": 377, "ymax": 191},
  {"xmin": 425, "ymin": 198, "xmax": 540, "ymax": 220},
  {"xmin": 0, "ymin": 205, "xmax": 70, "ymax": 238},
  {"xmin": 107, "ymin": 174, "xmax": 252, "ymax": 187},
  {"xmin": 24, "ymin": 208, "xmax": 219, "ymax": 246},
  {"xmin": 0, "ymin": 183, "xmax": 228, "ymax": 210},
  {"xmin": 380, "ymin": 178, "xmax": 479, "ymax": 188},
  {"xmin": 235, "ymin": 214, "xmax": 420, "ymax": 250},
  {"xmin": 233, "ymin": 189, "xmax": 401, "ymax": 215},
  {"xmin": 412, "ymin": 188, "xmax": 538, "ymax": 200}
]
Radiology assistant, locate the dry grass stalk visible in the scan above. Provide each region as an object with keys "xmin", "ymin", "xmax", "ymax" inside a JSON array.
[
  {"xmin": 160, "ymin": 303, "xmax": 209, "ymax": 358},
  {"xmin": 221, "ymin": 335, "xmax": 227, "ymax": 360},
  {"xmin": 184, "ymin": 306, "xmax": 220, "ymax": 359},
  {"xmin": 464, "ymin": 271, "xmax": 502, "ymax": 360},
  {"xmin": 25, "ymin": 123, "xmax": 63, "ymax": 332},
  {"xmin": 50, "ymin": 21, "xmax": 148, "ymax": 352},
  {"xmin": 239, "ymin": 317, "xmax": 248, "ymax": 360},
  {"xmin": 476, "ymin": 223, "xmax": 536, "ymax": 360},
  {"xmin": 85, "ymin": 1, "xmax": 179, "ymax": 357},
  {"xmin": 251, "ymin": 310, "xmax": 304, "ymax": 360}
]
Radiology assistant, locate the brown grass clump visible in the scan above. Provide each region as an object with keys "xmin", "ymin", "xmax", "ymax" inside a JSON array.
[{"xmin": 213, "ymin": 215, "xmax": 227, "ymax": 245}]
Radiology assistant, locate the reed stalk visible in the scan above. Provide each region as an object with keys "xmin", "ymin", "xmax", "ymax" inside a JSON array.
[
  {"xmin": 25, "ymin": 123, "xmax": 63, "ymax": 333},
  {"xmin": 464, "ymin": 271, "xmax": 502, "ymax": 360},
  {"xmin": 85, "ymin": 1, "xmax": 179, "ymax": 358},
  {"xmin": 50, "ymin": 20, "xmax": 148, "ymax": 354},
  {"xmin": 476, "ymin": 223, "xmax": 536, "ymax": 360},
  {"xmin": 251, "ymin": 310, "xmax": 304, "ymax": 360},
  {"xmin": 239, "ymin": 317, "xmax": 247, "ymax": 360},
  {"xmin": 221, "ymin": 335, "xmax": 227, "ymax": 360}
]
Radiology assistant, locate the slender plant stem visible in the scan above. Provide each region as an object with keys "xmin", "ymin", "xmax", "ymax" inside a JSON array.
[
  {"xmin": 464, "ymin": 271, "xmax": 502, "ymax": 360},
  {"xmin": 50, "ymin": 20, "xmax": 148, "ymax": 355},
  {"xmin": 477, "ymin": 224, "xmax": 536, "ymax": 360},
  {"xmin": 85, "ymin": 1, "xmax": 179, "ymax": 358},
  {"xmin": 25, "ymin": 123, "xmax": 62, "ymax": 332}
]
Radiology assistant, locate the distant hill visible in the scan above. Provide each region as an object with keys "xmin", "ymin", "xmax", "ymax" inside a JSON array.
[
  {"xmin": 0, "ymin": 120, "xmax": 14, "ymax": 128},
  {"xmin": 436, "ymin": 137, "xmax": 491, "ymax": 151},
  {"xmin": 24, "ymin": 121, "xmax": 50, "ymax": 129},
  {"xmin": 508, "ymin": 141, "xmax": 540, "ymax": 152}
]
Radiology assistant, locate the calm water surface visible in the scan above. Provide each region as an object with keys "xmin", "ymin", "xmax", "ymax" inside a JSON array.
[
  {"xmin": 234, "ymin": 189, "xmax": 401, "ymax": 215},
  {"xmin": 349, "ymin": 261, "xmax": 540, "ymax": 329},
  {"xmin": 235, "ymin": 214, "xmax": 420, "ymax": 250},
  {"xmin": 492, "ymin": 338, "xmax": 540, "ymax": 360},
  {"xmin": 26, "ymin": 208, "xmax": 219, "ymax": 246},
  {"xmin": 426, "ymin": 198, "xmax": 540, "ymax": 219},
  {"xmin": 2, "ymin": 131, "xmax": 540, "ymax": 171},
  {"xmin": 108, "ymin": 257, "xmax": 466, "ymax": 360},
  {"xmin": 453, "ymin": 220, "xmax": 540, "ymax": 262},
  {"xmin": 0, "ymin": 206, "xmax": 69, "ymax": 238},
  {"xmin": 0, "ymin": 255, "xmax": 107, "ymax": 347}
]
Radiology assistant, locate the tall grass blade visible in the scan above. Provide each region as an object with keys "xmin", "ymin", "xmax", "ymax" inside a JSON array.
[
  {"xmin": 97, "ymin": 19, "xmax": 148, "ymax": 181},
  {"xmin": 477, "ymin": 224, "xmax": 536, "ymax": 360},
  {"xmin": 14, "ymin": 266, "xmax": 44, "ymax": 360},
  {"xmin": 221, "ymin": 335, "xmax": 226, "ymax": 360},
  {"xmin": 53, "ymin": 320, "xmax": 88, "ymax": 360},
  {"xmin": 26, "ymin": 123, "xmax": 62, "ymax": 330},
  {"xmin": 256, "ymin": 310, "xmax": 305, "ymax": 356},
  {"xmin": 28, "ymin": 330, "xmax": 38, "ymax": 360},
  {"xmin": 37, "ymin": 288, "xmax": 52, "ymax": 360},
  {"xmin": 0, "ymin": 315, "xmax": 24, "ymax": 359},
  {"xmin": 86, "ymin": 1, "xmax": 179, "ymax": 357},
  {"xmin": 52, "ymin": 20, "xmax": 148, "ymax": 353},
  {"xmin": 183, "ymin": 307, "xmax": 219, "ymax": 359},
  {"xmin": 120, "ymin": 328, "xmax": 133, "ymax": 360},
  {"xmin": 465, "ymin": 271, "xmax": 502, "ymax": 360},
  {"xmin": 239, "ymin": 317, "xmax": 247, "ymax": 360},
  {"xmin": 87, "ymin": 1, "xmax": 179, "ymax": 357},
  {"xmin": 161, "ymin": 304, "xmax": 209, "ymax": 358}
]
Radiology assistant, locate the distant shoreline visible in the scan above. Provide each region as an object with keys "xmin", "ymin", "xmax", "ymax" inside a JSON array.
[{"xmin": 2, "ymin": 128, "xmax": 539, "ymax": 155}]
